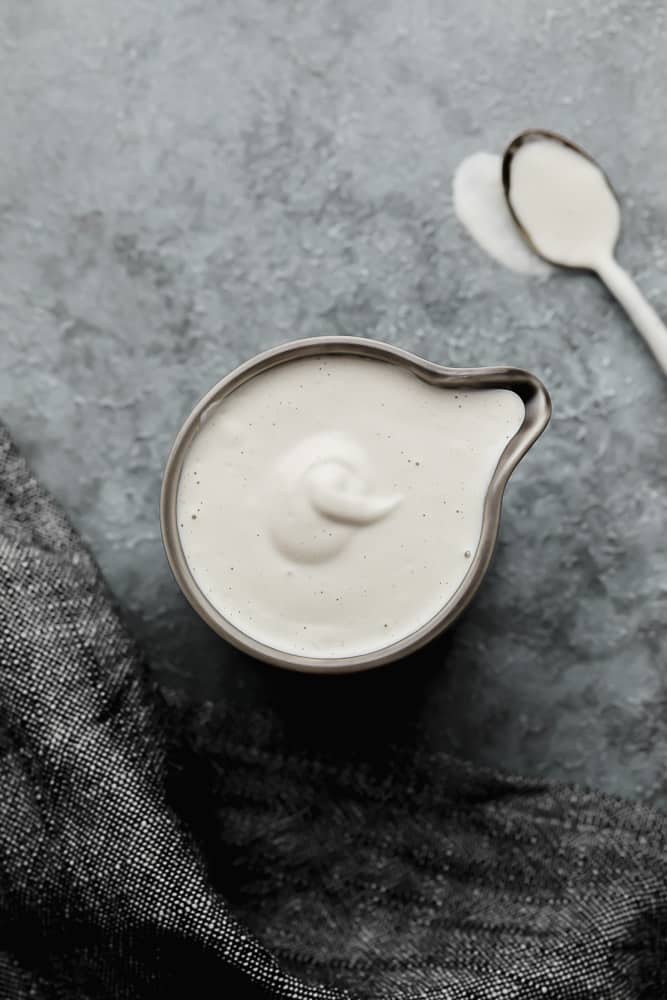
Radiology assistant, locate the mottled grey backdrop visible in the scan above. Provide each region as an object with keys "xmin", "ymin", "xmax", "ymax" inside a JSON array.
[{"xmin": 2, "ymin": 0, "xmax": 667, "ymax": 806}]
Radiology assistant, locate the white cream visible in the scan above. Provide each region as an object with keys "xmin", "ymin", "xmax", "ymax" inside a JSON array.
[
  {"xmin": 177, "ymin": 356, "xmax": 525, "ymax": 660},
  {"xmin": 506, "ymin": 139, "xmax": 620, "ymax": 269},
  {"xmin": 453, "ymin": 152, "xmax": 551, "ymax": 276}
]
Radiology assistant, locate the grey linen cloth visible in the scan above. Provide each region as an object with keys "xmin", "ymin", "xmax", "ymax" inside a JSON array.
[{"xmin": 0, "ymin": 419, "xmax": 666, "ymax": 999}]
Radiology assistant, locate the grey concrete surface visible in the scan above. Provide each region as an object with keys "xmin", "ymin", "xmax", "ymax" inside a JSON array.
[{"xmin": 2, "ymin": 0, "xmax": 667, "ymax": 806}]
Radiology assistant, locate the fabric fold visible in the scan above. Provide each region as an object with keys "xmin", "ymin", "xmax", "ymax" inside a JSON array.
[{"xmin": 0, "ymin": 422, "xmax": 665, "ymax": 999}]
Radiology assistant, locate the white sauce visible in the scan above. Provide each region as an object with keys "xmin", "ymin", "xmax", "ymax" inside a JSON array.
[
  {"xmin": 507, "ymin": 139, "xmax": 620, "ymax": 269},
  {"xmin": 453, "ymin": 152, "xmax": 552, "ymax": 276},
  {"xmin": 177, "ymin": 355, "xmax": 525, "ymax": 660}
]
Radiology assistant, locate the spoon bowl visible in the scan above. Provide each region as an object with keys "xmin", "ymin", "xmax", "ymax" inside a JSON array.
[{"xmin": 502, "ymin": 129, "xmax": 620, "ymax": 271}]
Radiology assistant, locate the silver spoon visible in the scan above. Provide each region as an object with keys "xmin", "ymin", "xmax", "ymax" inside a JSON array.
[{"xmin": 502, "ymin": 128, "xmax": 667, "ymax": 376}]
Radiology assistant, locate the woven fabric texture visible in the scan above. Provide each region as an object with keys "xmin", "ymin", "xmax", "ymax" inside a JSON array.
[{"xmin": 0, "ymin": 421, "xmax": 665, "ymax": 999}]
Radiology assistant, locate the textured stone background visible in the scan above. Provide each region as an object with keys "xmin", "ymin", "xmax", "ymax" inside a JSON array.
[{"xmin": 2, "ymin": 0, "xmax": 667, "ymax": 806}]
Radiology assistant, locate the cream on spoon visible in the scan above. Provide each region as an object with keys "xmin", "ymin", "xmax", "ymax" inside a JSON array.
[{"xmin": 503, "ymin": 129, "xmax": 667, "ymax": 375}]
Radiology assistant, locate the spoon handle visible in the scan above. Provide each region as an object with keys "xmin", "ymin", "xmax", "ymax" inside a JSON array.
[{"xmin": 596, "ymin": 255, "xmax": 667, "ymax": 376}]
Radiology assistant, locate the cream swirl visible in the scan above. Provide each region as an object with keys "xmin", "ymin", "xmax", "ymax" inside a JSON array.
[{"xmin": 269, "ymin": 432, "xmax": 402, "ymax": 563}]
